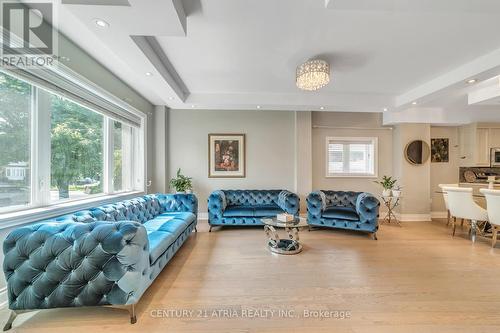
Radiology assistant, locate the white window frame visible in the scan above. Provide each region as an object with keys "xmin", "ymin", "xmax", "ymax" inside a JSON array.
[
  {"xmin": 325, "ymin": 136, "xmax": 378, "ymax": 178},
  {"xmin": 0, "ymin": 67, "xmax": 147, "ymax": 222}
]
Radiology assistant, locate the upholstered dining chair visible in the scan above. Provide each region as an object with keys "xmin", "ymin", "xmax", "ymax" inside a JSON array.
[
  {"xmin": 480, "ymin": 189, "xmax": 500, "ymax": 247},
  {"xmin": 438, "ymin": 183, "xmax": 459, "ymax": 226},
  {"xmin": 443, "ymin": 186, "xmax": 488, "ymax": 243}
]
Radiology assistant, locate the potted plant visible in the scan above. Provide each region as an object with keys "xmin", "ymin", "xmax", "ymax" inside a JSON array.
[
  {"xmin": 374, "ymin": 176, "xmax": 397, "ymax": 197},
  {"xmin": 169, "ymin": 168, "xmax": 193, "ymax": 194},
  {"xmin": 392, "ymin": 185, "xmax": 402, "ymax": 197}
]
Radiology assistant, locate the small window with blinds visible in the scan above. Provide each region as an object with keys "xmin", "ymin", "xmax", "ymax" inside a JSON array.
[{"xmin": 326, "ymin": 137, "xmax": 378, "ymax": 177}]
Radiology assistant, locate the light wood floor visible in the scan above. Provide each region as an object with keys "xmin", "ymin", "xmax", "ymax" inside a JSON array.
[{"xmin": 3, "ymin": 220, "xmax": 500, "ymax": 333}]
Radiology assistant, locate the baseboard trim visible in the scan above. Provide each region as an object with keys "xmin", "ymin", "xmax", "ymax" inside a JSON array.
[
  {"xmin": 431, "ymin": 211, "xmax": 448, "ymax": 219},
  {"xmin": 394, "ymin": 213, "xmax": 431, "ymax": 222}
]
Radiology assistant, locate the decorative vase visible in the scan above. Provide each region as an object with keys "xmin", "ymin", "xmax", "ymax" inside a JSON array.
[
  {"xmin": 392, "ymin": 190, "xmax": 402, "ymax": 197},
  {"xmin": 382, "ymin": 189, "xmax": 392, "ymax": 197}
]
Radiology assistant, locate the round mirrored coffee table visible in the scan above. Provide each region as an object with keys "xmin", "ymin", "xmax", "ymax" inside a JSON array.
[{"xmin": 261, "ymin": 217, "xmax": 308, "ymax": 255}]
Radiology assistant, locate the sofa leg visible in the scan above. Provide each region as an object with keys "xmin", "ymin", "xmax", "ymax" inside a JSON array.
[
  {"xmin": 194, "ymin": 226, "xmax": 198, "ymax": 233},
  {"xmin": 3, "ymin": 311, "xmax": 17, "ymax": 331},
  {"xmin": 372, "ymin": 232, "xmax": 378, "ymax": 240},
  {"xmin": 209, "ymin": 225, "xmax": 212, "ymax": 232},
  {"xmin": 128, "ymin": 304, "xmax": 137, "ymax": 324}
]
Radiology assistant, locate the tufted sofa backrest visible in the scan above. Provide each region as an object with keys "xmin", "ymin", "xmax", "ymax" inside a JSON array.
[
  {"xmin": 223, "ymin": 190, "xmax": 283, "ymax": 206},
  {"xmin": 322, "ymin": 191, "xmax": 362, "ymax": 208}
]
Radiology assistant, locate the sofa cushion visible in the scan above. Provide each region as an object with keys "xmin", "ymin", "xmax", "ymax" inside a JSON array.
[
  {"xmin": 148, "ymin": 231, "xmax": 176, "ymax": 264},
  {"xmin": 323, "ymin": 206, "xmax": 359, "ymax": 221},
  {"xmin": 158, "ymin": 211, "xmax": 196, "ymax": 224},
  {"xmin": 223, "ymin": 206, "xmax": 255, "ymax": 217},
  {"xmin": 144, "ymin": 217, "xmax": 190, "ymax": 264},
  {"xmin": 253, "ymin": 205, "xmax": 283, "ymax": 217}
]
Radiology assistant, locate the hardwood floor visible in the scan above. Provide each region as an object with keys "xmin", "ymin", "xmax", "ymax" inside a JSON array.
[{"xmin": 2, "ymin": 219, "xmax": 500, "ymax": 333}]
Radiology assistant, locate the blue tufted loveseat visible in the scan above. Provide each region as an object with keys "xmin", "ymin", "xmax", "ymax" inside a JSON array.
[
  {"xmin": 2, "ymin": 193, "xmax": 197, "ymax": 330},
  {"xmin": 307, "ymin": 191, "xmax": 380, "ymax": 239},
  {"xmin": 207, "ymin": 190, "xmax": 299, "ymax": 231}
]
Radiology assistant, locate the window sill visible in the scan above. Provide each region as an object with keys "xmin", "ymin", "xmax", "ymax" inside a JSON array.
[
  {"xmin": 326, "ymin": 174, "xmax": 378, "ymax": 179},
  {"xmin": 0, "ymin": 191, "xmax": 145, "ymax": 230}
]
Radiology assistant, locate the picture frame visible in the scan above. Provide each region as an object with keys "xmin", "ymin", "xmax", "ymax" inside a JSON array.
[
  {"xmin": 431, "ymin": 138, "xmax": 449, "ymax": 163},
  {"xmin": 208, "ymin": 133, "xmax": 246, "ymax": 178}
]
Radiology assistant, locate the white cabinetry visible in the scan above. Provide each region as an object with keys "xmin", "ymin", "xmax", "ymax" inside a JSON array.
[{"xmin": 458, "ymin": 123, "xmax": 500, "ymax": 167}]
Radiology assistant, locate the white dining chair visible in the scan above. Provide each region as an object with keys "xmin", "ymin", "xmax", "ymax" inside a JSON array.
[
  {"xmin": 438, "ymin": 183, "xmax": 459, "ymax": 226},
  {"xmin": 480, "ymin": 189, "xmax": 500, "ymax": 248},
  {"xmin": 443, "ymin": 186, "xmax": 488, "ymax": 243}
]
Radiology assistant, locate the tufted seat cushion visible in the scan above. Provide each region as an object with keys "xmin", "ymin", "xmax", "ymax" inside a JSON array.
[
  {"xmin": 223, "ymin": 206, "xmax": 255, "ymax": 217},
  {"xmin": 322, "ymin": 206, "xmax": 359, "ymax": 221},
  {"xmin": 253, "ymin": 205, "xmax": 283, "ymax": 217},
  {"xmin": 143, "ymin": 214, "xmax": 191, "ymax": 264}
]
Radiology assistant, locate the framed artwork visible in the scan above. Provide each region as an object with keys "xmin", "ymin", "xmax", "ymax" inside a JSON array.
[
  {"xmin": 431, "ymin": 138, "xmax": 449, "ymax": 163},
  {"xmin": 208, "ymin": 134, "xmax": 246, "ymax": 178}
]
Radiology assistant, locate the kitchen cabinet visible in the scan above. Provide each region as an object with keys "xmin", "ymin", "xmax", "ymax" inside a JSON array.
[{"xmin": 458, "ymin": 123, "xmax": 500, "ymax": 167}]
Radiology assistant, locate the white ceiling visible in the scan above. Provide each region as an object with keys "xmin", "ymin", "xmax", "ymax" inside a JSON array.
[{"xmin": 57, "ymin": 0, "xmax": 500, "ymax": 122}]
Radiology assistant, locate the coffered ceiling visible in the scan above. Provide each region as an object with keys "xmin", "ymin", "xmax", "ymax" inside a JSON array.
[{"xmin": 57, "ymin": 0, "xmax": 500, "ymax": 123}]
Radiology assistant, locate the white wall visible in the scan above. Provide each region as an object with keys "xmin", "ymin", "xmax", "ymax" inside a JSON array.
[
  {"xmin": 311, "ymin": 112, "xmax": 393, "ymax": 207},
  {"xmin": 167, "ymin": 109, "xmax": 296, "ymax": 212},
  {"xmin": 392, "ymin": 123, "xmax": 431, "ymax": 219}
]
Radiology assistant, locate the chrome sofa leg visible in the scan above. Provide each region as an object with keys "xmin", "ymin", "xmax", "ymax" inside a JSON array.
[
  {"xmin": 3, "ymin": 311, "xmax": 17, "ymax": 331},
  {"xmin": 128, "ymin": 304, "xmax": 137, "ymax": 324}
]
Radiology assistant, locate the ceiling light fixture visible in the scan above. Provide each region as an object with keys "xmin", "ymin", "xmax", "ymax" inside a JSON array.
[
  {"xmin": 168, "ymin": 97, "xmax": 174, "ymax": 100},
  {"xmin": 256, "ymin": 105, "xmax": 261, "ymax": 109},
  {"xmin": 191, "ymin": 105, "xmax": 195, "ymax": 108},
  {"xmin": 145, "ymin": 72, "xmax": 153, "ymax": 76},
  {"xmin": 412, "ymin": 101, "xmax": 418, "ymax": 105},
  {"xmin": 320, "ymin": 106, "xmax": 325, "ymax": 110},
  {"xmin": 466, "ymin": 79, "xmax": 478, "ymax": 84},
  {"xmin": 93, "ymin": 19, "xmax": 109, "ymax": 28},
  {"xmin": 296, "ymin": 59, "xmax": 330, "ymax": 91},
  {"xmin": 383, "ymin": 108, "xmax": 388, "ymax": 112}
]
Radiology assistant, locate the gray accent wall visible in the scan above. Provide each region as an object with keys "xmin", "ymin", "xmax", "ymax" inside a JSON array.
[
  {"xmin": 311, "ymin": 112, "xmax": 393, "ymax": 210},
  {"xmin": 167, "ymin": 109, "xmax": 296, "ymax": 212}
]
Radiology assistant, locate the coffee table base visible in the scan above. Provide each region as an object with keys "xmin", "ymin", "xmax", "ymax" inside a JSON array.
[
  {"xmin": 267, "ymin": 240, "xmax": 302, "ymax": 255},
  {"xmin": 264, "ymin": 224, "xmax": 303, "ymax": 255}
]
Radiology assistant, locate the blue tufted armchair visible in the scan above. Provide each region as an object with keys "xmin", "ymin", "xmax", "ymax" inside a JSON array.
[
  {"xmin": 2, "ymin": 193, "xmax": 198, "ymax": 330},
  {"xmin": 307, "ymin": 191, "xmax": 380, "ymax": 239},
  {"xmin": 208, "ymin": 190, "xmax": 299, "ymax": 231}
]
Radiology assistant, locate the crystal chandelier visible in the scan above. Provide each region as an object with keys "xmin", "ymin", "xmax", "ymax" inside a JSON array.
[{"xmin": 296, "ymin": 59, "xmax": 330, "ymax": 91}]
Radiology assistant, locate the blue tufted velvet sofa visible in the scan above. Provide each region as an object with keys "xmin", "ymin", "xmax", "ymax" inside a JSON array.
[
  {"xmin": 307, "ymin": 191, "xmax": 380, "ymax": 239},
  {"xmin": 2, "ymin": 193, "xmax": 197, "ymax": 330},
  {"xmin": 208, "ymin": 190, "xmax": 299, "ymax": 231}
]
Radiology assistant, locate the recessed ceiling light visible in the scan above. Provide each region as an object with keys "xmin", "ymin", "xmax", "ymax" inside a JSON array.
[
  {"xmin": 466, "ymin": 79, "xmax": 478, "ymax": 84},
  {"xmin": 412, "ymin": 101, "xmax": 418, "ymax": 105},
  {"xmin": 191, "ymin": 105, "xmax": 195, "ymax": 108},
  {"xmin": 256, "ymin": 105, "xmax": 261, "ymax": 109},
  {"xmin": 320, "ymin": 106, "xmax": 325, "ymax": 110},
  {"xmin": 93, "ymin": 19, "xmax": 109, "ymax": 28},
  {"xmin": 383, "ymin": 108, "xmax": 388, "ymax": 112},
  {"xmin": 145, "ymin": 72, "xmax": 153, "ymax": 76},
  {"xmin": 168, "ymin": 97, "xmax": 174, "ymax": 100}
]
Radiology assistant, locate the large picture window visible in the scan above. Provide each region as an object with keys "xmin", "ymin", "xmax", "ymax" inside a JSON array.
[
  {"xmin": 0, "ymin": 71, "xmax": 144, "ymax": 213},
  {"xmin": 0, "ymin": 74, "xmax": 31, "ymax": 210},
  {"xmin": 326, "ymin": 137, "xmax": 378, "ymax": 177}
]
